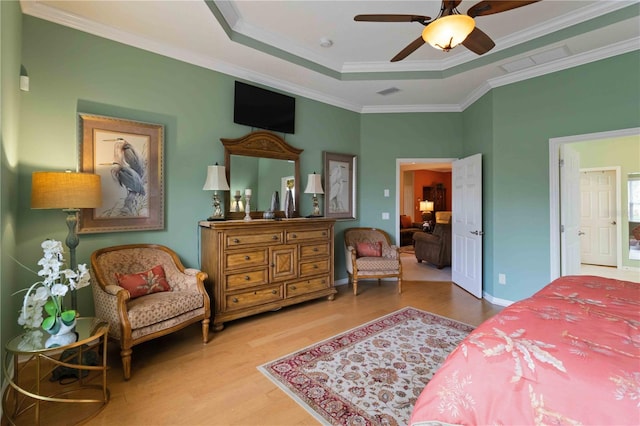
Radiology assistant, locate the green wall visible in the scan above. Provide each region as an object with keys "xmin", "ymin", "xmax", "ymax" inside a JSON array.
[
  {"xmin": 488, "ymin": 51, "xmax": 640, "ymax": 301},
  {"xmin": 1, "ymin": 0, "xmax": 23, "ymax": 382},
  {"xmin": 2, "ymin": 11, "xmax": 639, "ymax": 347},
  {"xmin": 15, "ymin": 16, "xmax": 360, "ymax": 329}
]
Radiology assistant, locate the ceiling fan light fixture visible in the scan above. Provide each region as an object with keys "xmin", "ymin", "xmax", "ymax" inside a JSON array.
[{"xmin": 422, "ymin": 14, "xmax": 475, "ymax": 52}]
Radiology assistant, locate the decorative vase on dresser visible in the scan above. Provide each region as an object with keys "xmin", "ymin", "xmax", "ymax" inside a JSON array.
[{"xmin": 200, "ymin": 218, "xmax": 336, "ymax": 330}]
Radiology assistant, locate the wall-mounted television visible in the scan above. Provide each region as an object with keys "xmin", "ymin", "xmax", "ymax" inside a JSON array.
[{"xmin": 233, "ymin": 81, "xmax": 295, "ymax": 134}]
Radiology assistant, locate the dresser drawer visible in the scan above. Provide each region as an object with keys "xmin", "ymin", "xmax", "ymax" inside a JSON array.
[
  {"xmin": 300, "ymin": 242, "xmax": 330, "ymax": 259},
  {"xmin": 225, "ymin": 285, "xmax": 282, "ymax": 311},
  {"xmin": 225, "ymin": 268, "xmax": 268, "ymax": 291},
  {"xmin": 225, "ymin": 231, "xmax": 283, "ymax": 248},
  {"xmin": 286, "ymin": 276, "xmax": 329, "ymax": 297},
  {"xmin": 299, "ymin": 258, "xmax": 330, "ymax": 277},
  {"xmin": 225, "ymin": 249, "xmax": 268, "ymax": 270},
  {"xmin": 285, "ymin": 227, "xmax": 330, "ymax": 243}
]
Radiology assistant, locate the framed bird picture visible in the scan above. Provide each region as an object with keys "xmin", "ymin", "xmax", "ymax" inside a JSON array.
[{"xmin": 78, "ymin": 113, "xmax": 164, "ymax": 233}]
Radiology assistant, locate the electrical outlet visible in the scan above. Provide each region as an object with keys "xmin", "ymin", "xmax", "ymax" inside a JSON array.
[
  {"xmin": 382, "ymin": 212, "xmax": 389, "ymax": 220},
  {"xmin": 384, "ymin": 189, "xmax": 389, "ymax": 197},
  {"xmin": 498, "ymin": 273, "xmax": 506, "ymax": 285}
]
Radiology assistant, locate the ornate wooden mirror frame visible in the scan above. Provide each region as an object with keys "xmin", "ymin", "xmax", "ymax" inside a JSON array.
[{"xmin": 222, "ymin": 131, "xmax": 302, "ymax": 219}]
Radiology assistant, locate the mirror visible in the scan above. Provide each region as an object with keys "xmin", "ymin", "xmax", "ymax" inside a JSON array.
[{"xmin": 222, "ymin": 131, "xmax": 302, "ymax": 219}]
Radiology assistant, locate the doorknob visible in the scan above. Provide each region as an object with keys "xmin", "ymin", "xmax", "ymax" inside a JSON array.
[
  {"xmin": 470, "ymin": 230, "xmax": 484, "ymax": 236},
  {"xmin": 578, "ymin": 231, "xmax": 585, "ymax": 236},
  {"xmin": 611, "ymin": 221, "xmax": 616, "ymax": 225}
]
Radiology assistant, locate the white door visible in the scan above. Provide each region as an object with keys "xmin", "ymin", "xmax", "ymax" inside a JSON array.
[
  {"xmin": 452, "ymin": 154, "xmax": 483, "ymax": 298},
  {"xmin": 560, "ymin": 144, "xmax": 581, "ymax": 275},
  {"xmin": 580, "ymin": 170, "xmax": 617, "ymax": 266}
]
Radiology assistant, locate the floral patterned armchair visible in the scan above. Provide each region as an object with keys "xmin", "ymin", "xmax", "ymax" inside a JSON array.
[
  {"xmin": 344, "ymin": 228, "xmax": 402, "ymax": 296},
  {"xmin": 90, "ymin": 244, "xmax": 210, "ymax": 380}
]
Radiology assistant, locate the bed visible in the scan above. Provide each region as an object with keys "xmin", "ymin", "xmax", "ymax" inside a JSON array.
[{"xmin": 410, "ymin": 275, "xmax": 640, "ymax": 425}]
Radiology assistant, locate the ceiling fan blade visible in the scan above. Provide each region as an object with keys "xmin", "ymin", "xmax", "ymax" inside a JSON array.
[
  {"xmin": 467, "ymin": 1, "xmax": 541, "ymax": 18},
  {"xmin": 354, "ymin": 14, "xmax": 430, "ymax": 23},
  {"xmin": 462, "ymin": 27, "xmax": 495, "ymax": 55},
  {"xmin": 391, "ymin": 36, "xmax": 426, "ymax": 62}
]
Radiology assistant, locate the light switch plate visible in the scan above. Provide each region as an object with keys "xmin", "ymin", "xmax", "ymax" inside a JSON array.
[{"xmin": 382, "ymin": 212, "xmax": 389, "ymax": 220}]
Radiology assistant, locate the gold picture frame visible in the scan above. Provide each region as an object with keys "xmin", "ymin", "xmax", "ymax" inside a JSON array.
[
  {"xmin": 78, "ymin": 113, "xmax": 164, "ymax": 233},
  {"xmin": 323, "ymin": 151, "xmax": 356, "ymax": 220}
]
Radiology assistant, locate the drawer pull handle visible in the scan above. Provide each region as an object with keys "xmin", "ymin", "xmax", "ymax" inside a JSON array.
[
  {"xmin": 313, "ymin": 248, "xmax": 319, "ymax": 252},
  {"xmin": 232, "ymin": 298, "xmax": 238, "ymax": 303},
  {"xmin": 291, "ymin": 234, "xmax": 297, "ymax": 238},
  {"xmin": 233, "ymin": 238, "xmax": 240, "ymax": 244},
  {"xmin": 271, "ymin": 263, "xmax": 275, "ymax": 267},
  {"xmin": 322, "ymin": 231, "xmax": 327, "ymax": 236},
  {"xmin": 272, "ymin": 235, "xmax": 279, "ymax": 240},
  {"xmin": 245, "ymin": 255, "xmax": 250, "ymax": 260},
  {"xmin": 272, "ymin": 290, "xmax": 277, "ymax": 294},
  {"xmin": 291, "ymin": 286, "xmax": 297, "ymax": 290},
  {"xmin": 244, "ymin": 275, "xmax": 251, "ymax": 281},
  {"xmin": 313, "ymin": 264, "xmax": 318, "ymax": 269}
]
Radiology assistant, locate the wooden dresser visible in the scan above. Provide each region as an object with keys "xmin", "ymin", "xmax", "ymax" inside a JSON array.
[{"xmin": 200, "ymin": 218, "xmax": 336, "ymax": 330}]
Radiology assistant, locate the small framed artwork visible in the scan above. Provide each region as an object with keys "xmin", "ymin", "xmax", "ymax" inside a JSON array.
[
  {"xmin": 78, "ymin": 113, "xmax": 164, "ymax": 233},
  {"xmin": 323, "ymin": 152, "xmax": 356, "ymax": 220}
]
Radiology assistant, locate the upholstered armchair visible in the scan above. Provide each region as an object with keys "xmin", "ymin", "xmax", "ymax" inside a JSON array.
[
  {"xmin": 344, "ymin": 228, "xmax": 402, "ymax": 296},
  {"xmin": 90, "ymin": 244, "xmax": 210, "ymax": 380},
  {"xmin": 413, "ymin": 224, "xmax": 452, "ymax": 269}
]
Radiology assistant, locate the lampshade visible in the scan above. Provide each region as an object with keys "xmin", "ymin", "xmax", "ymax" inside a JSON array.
[
  {"xmin": 31, "ymin": 171, "xmax": 102, "ymax": 209},
  {"xmin": 304, "ymin": 173, "xmax": 324, "ymax": 195},
  {"xmin": 422, "ymin": 14, "xmax": 475, "ymax": 51},
  {"xmin": 419, "ymin": 201, "xmax": 434, "ymax": 212},
  {"xmin": 202, "ymin": 164, "xmax": 230, "ymax": 191}
]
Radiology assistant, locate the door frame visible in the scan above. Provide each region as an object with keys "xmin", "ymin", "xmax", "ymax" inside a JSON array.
[{"xmin": 549, "ymin": 127, "xmax": 639, "ymax": 280}]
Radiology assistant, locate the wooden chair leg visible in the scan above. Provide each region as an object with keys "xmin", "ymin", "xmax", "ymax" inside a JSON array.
[
  {"xmin": 121, "ymin": 348, "xmax": 132, "ymax": 381},
  {"xmin": 353, "ymin": 277, "xmax": 358, "ymax": 295},
  {"xmin": 202, "ymin": 318, "xmax": 210, "ymax": 344}
]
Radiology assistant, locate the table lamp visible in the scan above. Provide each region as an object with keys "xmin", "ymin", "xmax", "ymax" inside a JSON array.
[
  {"xmin": 304, "ymin": 172, "xmax": 324, "ymax": 216},
  {"xmin": 419, "ymin": 200, "xmax": 434, "ymax": 221},
  {"xmin": 31, "ymin": 170, "xmax": 102, "ymax": 311},
  {"xmin": 202, "ymin": 163, "xmax": 230, "ymax": 220}
]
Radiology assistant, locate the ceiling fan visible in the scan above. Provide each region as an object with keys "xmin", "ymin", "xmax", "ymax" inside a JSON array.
[{"xmin": 354, "ymin": 0, "xmax": 541, "ymax": 62}]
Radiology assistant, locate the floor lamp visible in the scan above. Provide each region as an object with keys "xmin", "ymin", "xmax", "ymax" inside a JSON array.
[{"xmin": 31, "ymin": 171, "xmax": 102, "ymax": 311}]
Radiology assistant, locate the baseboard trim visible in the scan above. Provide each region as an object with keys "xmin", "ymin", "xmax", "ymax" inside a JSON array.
[{"xmin": 483, "ymin": 292, "xmax": 514, "ymax": 307}]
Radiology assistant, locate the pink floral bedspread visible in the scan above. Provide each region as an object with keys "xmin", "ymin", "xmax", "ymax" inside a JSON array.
[{"xmin": 410, "ymin": 275, "xmax": 640, "ymax": 426}]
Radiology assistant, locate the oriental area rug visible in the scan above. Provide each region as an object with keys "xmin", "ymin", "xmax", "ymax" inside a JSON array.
[{"xmin": 258, "ymin": 307, "xmax": 474, "ymax": 426}]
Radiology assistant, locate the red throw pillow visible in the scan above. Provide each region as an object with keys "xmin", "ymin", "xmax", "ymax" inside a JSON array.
[
  {"xmin": 400, "ymin": 215, "xmax": 412, "ymax": 229},
  {"xmin": 115, "ymin": 265, "xmax": 171, "ymax": 299},
  {"xmin": 355, "ymin": 241, "xmax": 382, "ymax": 257}
]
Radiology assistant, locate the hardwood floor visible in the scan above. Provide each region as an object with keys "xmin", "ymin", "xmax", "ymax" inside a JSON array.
[{"xmin": 6, "ymin": 281, "xmax": 502, "ymax": 426}]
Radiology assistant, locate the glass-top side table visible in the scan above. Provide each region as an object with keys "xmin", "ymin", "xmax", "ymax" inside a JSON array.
[{"xmin": 2, "ymin": 317, "xmax": 110, "ymax": 425}]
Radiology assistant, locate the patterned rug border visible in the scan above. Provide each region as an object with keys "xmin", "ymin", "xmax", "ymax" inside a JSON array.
[{"xmin": 257, "ymin": 307, "xmax": 474, "ymax": 425}]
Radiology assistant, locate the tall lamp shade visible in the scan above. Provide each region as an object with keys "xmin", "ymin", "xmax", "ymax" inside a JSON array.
[
  {"xmin": 304, "ymin": 172, "xmax": 324, "ymax": 217},
  {"xmin": 31, "ymin": 171, "xmax": 102, "ymax": 312},
  {"xmin": 31, "ymin": 171, "xmax": 102, "ymax": 209}
]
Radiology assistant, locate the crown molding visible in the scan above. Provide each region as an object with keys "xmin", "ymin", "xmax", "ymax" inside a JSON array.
[{"xmin": 20, "ymin": 0, "xmax": 639, "ymax": 115}]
